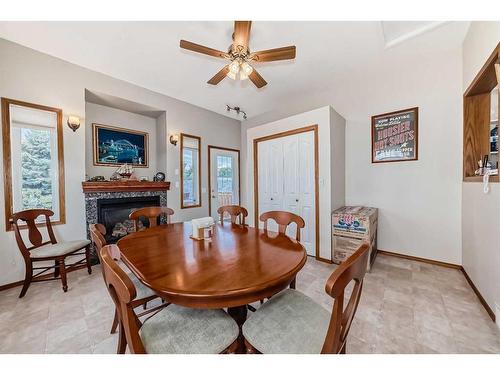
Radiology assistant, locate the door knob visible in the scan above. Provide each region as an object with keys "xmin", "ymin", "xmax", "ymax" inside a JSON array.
[
  {"xmin": 270, "ymin": 197, "xmax": 274, "ymax": 200},
  {"xmin": 295, "ymin": 199, "xmax": 299, "ymax": 202}
]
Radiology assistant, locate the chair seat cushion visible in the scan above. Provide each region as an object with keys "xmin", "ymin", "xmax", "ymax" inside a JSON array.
[
  {"xmin": 140, "ymin": 304, "xmax": 239, "ymax": 354},
  {"xmin": 30, "ymin": 239, "xmax": 91, "ymax": 258},
  {"xmin": 126, "ymin": 269, "xmax": 156, "ymax": 300},
  {"xmin": 242, "ymin": 289, "xmax": 331, "ymax": 354}
]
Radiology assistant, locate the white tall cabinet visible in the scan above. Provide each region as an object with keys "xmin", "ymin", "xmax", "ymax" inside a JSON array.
[{"xmin": 257, "ymin": 130, "xmax": 316, "ymax": 256}]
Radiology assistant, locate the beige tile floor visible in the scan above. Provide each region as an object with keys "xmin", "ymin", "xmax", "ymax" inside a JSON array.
[{"xmin": 1, "ymin": 253, "xmax": 499, "ymax": 354}]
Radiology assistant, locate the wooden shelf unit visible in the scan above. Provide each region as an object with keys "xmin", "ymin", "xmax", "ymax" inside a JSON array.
[{"xmin": 463, "ymin": 42, "xmax": 500, "ymax": 182}]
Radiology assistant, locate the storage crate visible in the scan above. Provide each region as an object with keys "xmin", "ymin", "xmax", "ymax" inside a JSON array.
[{"xmin": 332, "ymin": 206, "xmax": 378, "ymax": 240}]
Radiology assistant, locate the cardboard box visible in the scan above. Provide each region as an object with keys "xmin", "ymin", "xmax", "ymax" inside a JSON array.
[
  {"xmin": 332, "ymin": 231, "xmax": 377, "ymax": 270},
  {"xmin": 332, "ymin": 206, "xmax": 378, "ymax": 240}
]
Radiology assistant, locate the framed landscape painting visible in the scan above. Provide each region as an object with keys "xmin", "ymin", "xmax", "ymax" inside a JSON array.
[
  {"xmin": 93, "ymin": 123, "xmax": 149, "ymax": 167},
  {"xmin": 371, "ymin": 107, "xmax": 418, "ymax": 163}
]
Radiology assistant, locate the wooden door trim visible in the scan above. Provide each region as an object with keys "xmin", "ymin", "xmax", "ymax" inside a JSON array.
[
  {"xmin": 180, "ymin": 133, "xmax": 202, "ymax": 209},
  {"xmin": 253, "ymin": 124, "xmax": 320, "ymax": 260},
  {"xmin": 207, "ymin": 145, "xmax": 241, "ymax": 217}
]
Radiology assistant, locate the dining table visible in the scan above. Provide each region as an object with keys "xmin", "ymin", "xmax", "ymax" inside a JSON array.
[{"xmin": 117, "ymin": 221, "xmax": 307, "ymax": 350}]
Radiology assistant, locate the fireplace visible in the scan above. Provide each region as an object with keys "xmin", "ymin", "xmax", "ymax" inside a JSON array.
[
  {"xmin": 97, "ymin": 196, "xmax": 160, "ymax": 243},
  {"xmin": 83, "ymin": 181, "xmax": 170, "ymax": 263}
]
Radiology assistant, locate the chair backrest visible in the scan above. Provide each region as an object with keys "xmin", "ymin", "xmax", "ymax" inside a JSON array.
[
  {"xmin": 259, "ymin": 211, "xmax": 305, "ymax": 241},
  {"xmin": 10, "ymin": 209, "xmax": 57, "ymax": 257},
  {"xmin": 89, "ymin": 223, "xmax": 107, "ymax": 259},
  {"xmin": 321, "ymin": 243, "xmax": 370, "ymax": 354},
  {"xmin": 129, "ymin": 206, "xmax": 174, "ymax": 231},
  {"xmin": 217, "ymin": 205, "xmax": 248, "ymax": 225},
  {"xmin": 100, "ymin": 244, "xmax": 146, "ymax": 354}
]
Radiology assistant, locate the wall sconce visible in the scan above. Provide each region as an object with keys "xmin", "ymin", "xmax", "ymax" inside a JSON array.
[
  {"xmin": 67, "ymin": 115, "xmax": 81, "ymax": 132},
  {"xmin": 169, "ymin": 134, "xmax": 179, "ymax": 146}
]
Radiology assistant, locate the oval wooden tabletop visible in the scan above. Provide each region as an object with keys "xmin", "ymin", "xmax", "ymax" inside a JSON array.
[{"xmin": 117, "ymin": 222, "xmax": 307, "ymax": 309}]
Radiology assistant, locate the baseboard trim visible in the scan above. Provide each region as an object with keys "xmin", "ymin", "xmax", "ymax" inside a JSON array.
[
  {"xmin": 377, "ymin": 249, "xmax": 461, "ymax": 269},
  {"xmin": 0, "ymin": 280, "xmax": 23, "ymax": 292},
  {"xmin": 378, "ymin": 249, "xmax": 495, "ymax": 322},
  {"xmin": 0, "ymin": 264, "xmax": 94, "ymax": 292},
  {"xmin": 461, "ymin": 267, "xmax": 496, "ymax": 322},
  {"xmin": 315, "ymin": 256, "xmax": 333, "ymax": 264}
]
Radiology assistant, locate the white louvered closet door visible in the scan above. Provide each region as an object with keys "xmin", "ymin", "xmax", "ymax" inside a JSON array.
[{"xmin": 257, "ymin": 130, "xmax": 315, "ymax": 256}]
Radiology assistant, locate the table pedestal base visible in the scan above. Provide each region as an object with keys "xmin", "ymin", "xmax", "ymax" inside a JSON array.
[{"xmin": 228, "ymin": 305, "xmax": 248, "ymax": 353}]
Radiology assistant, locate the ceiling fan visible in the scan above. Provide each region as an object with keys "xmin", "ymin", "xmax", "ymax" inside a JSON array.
[{"xmin": 180, "ymin": 21, "xmax": 296, "ymax": 88}]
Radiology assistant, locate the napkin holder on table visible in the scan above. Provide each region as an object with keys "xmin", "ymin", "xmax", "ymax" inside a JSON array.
[{"xmin": 190, "ymin": 217, "xmax": 216, "ymax": 240}]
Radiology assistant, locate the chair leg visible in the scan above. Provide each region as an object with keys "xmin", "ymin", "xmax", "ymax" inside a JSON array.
[
  {"xmin": 59, "ymin": 259, "xmax": 68, "ymax": 292},
  {"xmin": 290, "ymin": 277, "xmax": 296, "ymax": 289},
  {"xmin": 340, "ymin": 342, "xmax": 346, "ymax": 354},
  {"xmin": 54, "ymin": 260, "xmax": 60, "ymax": 277},
  {"xmin": 110, "ymin": 308, "xmax": 119, "ymax": 334},
  {"xmin": 117, "ymin": 323, "xmax": 127, "ymax": 354},
  {"xmin": 19, "ymin": 260, "xmax": 33, "ymax": 298},
  {"xmin": 85, "ymin": 245, "xmax": 92, "ymax": 275}
]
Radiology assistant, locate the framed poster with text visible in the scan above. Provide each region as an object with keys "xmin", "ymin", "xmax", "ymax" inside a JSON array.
[{"xmin": 371, "ymin": 107, "xmax": 418, "ymax": 163}]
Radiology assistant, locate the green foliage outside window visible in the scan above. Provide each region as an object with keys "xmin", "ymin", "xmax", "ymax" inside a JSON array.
[{"xmin": 20, "ymin": 128, "xmax": 53, "ymax": 210}]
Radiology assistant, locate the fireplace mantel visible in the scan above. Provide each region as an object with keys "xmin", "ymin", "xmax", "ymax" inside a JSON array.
[{"xmin": 82, "ymin": 180, "xmax": 170, "ymax": 193}]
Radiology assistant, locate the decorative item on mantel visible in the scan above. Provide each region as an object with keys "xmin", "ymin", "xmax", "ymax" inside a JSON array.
[
  {"xmin": 110, "ymin": 163, "xmax": 135, "ymax": 181},
  {"xmin": 153, "ymin": 172, "xmax": 166, "ymax": 182},
  {"xmin": 191, "ymin": 217, "xmax": 216, "ymax": 241}
]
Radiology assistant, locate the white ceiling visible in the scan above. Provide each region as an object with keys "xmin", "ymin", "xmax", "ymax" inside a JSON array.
[{"xmin": 0, "ymin": 21, "xmax": 470, "ymax": 121}]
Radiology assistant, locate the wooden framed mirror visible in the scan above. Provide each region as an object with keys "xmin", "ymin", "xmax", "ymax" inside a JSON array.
[{"xmin": 180, "ymin": 133, "xmax": 201, "ymax": 209}]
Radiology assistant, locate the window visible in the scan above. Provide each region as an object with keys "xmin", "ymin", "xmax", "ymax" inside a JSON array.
[
  {"xmin": 2, "ymin": 98, "xmax": 65, "ymax": 229},
  {"xmin": 180, "ymin": 133, "xmax": 201, "ymax": 208}
]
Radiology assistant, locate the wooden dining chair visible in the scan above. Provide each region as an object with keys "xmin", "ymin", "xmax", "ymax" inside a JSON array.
[
  {"xmin": 242, "ymin": 243, "xmax": 370, "ymax": 354},
  {"xmin": 259, "ymin": 210, "xmax": 305, "ymax": 241},
  {"xmin": 89, "ymin": 224, "xmax": 160, "ymax": 353},
  {"xmin": 129, "ymin": 206, "xmax": 174, "ymax": 232},
  {"xmin": 11, "ymin": 209, "xmax": 92, "ymax": 298},
  {"xmin": 99, "ymin": 244, "xmax": 239, "ymax": 354},
  {"xmin": 217, "ymin": 205, "xmax": 248, "ymax": 225},
  {"xmin": 259, "ymin": 210, "xmax": 305, "ymax": 289}
]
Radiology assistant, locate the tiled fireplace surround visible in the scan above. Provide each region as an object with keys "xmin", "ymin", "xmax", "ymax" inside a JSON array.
[{"xmin": 83, "ymin": 187, "xmax": 169, "ymax": 260}]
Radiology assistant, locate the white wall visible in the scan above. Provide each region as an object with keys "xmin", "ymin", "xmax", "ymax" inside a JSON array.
[
  {"xmin": 243, "ymin": 47, "xmax": 464, "ymax": 265},
  {"xmin": 85, "ymin": 102, "xmax": 158, "ymax": 179},
  {"xmin": 242, "ymin": 106, "xmax": 345, "ymax": 261},
  {"xmin": 344, "ymin": 48, "xmax": 463, "ymax": 265},
  {"xmin": 330, "ymin": 107, "xmax": 346, "ymax": 212},
  {"xmin": 0, "ymin": 38, "xmax": 240, "ymax": 286},
  {"xmin": 461, "ymin": 22, "xmax": 500, "ymax": 314}
]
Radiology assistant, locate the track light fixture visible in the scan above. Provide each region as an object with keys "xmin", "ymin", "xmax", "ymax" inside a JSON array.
[{"xmin": 226, "ymin": 105, "xmax": 247, "ymax": 120}]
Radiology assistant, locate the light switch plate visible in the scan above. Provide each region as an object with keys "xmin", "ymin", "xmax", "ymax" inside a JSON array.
[
  {"xmin": 175, "ymin": 169, "xmax": 179, "ymax": 175},
  {"xmin": 175, "ymin": 181, "xmax": 179, "ymax": 188}
]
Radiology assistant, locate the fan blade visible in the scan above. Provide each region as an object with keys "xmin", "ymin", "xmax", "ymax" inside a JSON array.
[
  {"xmin": 207, "ymin": 65, "xmax": 230, "ymax": 85},
  {"xmin": 180, "ymin": 40, "xmax": 229, "ymax": 59},
  {"xmin": 250, "ymin": 46, "xmax": 296, "ymax": 62},
  {"xmin": 233, "ymin": 21, "xmax": 252, "ymax": 53},
  {"xmin": 248, "ymin": 69, "xmax": 267, "ymax": 88}
]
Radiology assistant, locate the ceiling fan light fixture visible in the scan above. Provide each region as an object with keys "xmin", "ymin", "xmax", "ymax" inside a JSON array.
[
  {"xmin": 241, "ymin": 61, "xmax": 253, "ymax": 76},
  {"xmin": 226, "ymin": 70, "xmax": 237, "ymax": 80},
  {"xmin": 229, "ymin": 59, "xmax": 241, "ymax": 74},
  {"xmin": 239, "ymin": 71, "xmax": 249, "ymax": 80}
]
